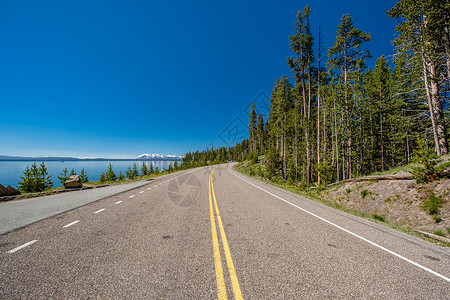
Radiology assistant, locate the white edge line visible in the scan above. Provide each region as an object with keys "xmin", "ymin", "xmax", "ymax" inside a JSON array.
[
  {"xmin": 115, "ymin": 200, "xmax": 123, "ymax": 204},
  {"xmin": 94, "ymin": 208, "xmax": 106, "ymax": 214},
  {"xmin": 63, "ymin": 220, "xmax": 80, "ymax": 228},
  {"xmin": 228, "ymin": 165, "xmax": 450, "ymax": 283},
  {"xmin": 7, "ymin": 240, "xmax": 38, "ymax": 254}
]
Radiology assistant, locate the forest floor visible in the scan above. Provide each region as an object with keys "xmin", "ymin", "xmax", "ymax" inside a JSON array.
[{"xmin": 235, "ymin": 158, "xmax": 450, "ymax": 246}]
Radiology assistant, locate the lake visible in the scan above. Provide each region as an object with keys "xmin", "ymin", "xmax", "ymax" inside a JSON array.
[{"xmin": 0, "ymin": 160, "xmax": 178, "ymax": 188}]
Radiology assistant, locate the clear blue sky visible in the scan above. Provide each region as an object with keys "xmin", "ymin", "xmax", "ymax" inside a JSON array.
[{"xmin": 0, "ymin": 0, "xmax": 398, "ymax": 158}]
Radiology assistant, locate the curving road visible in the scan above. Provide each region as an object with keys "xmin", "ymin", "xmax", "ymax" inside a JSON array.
[{"xmin": 1, "ymin": 163, "xmax": 449, "ymax": 299}]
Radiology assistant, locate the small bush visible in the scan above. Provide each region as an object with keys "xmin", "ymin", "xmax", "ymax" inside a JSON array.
[
  {"xmin": 411, "ymin": 138, "xmax": 439, "ymax": 183},
  {"xmin": 346, "ymin": 188, "xmax": 352, "ymax": 193},
  {"xmin": 372, "ymin": 214, "xmax": 385, "ymax": 222},
  {"xmin": 420, "ymin": 193, "xmax": 443, "ymax": 215},
  {"xmin": 361, "ymin": 190, "xmax": 369, "ymax": 199},
  {"xmin": 432, "ymin": 215, "xmax": 442, "ymax": 223},
  {"xmin": 385, "ymin": 197, "xmax": 391, "ymax": 203}
]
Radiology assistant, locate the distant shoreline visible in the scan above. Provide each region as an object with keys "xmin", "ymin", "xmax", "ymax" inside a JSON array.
[
  {"xmin": 0, "ymin": 158, "xmax": 182, "ymax": 162},
  {"xmin": 0, "ymin": 155, "xmax": 183, "ymax": 162}
]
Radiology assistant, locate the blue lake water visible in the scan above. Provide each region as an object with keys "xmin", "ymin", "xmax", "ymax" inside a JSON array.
[{"xmin": 0, "ymin": 160, "xmax": 178, "ymax": 188}]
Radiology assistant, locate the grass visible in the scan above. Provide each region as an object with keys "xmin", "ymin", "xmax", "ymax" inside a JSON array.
[
  {"xmin": 433, "ymin": 230, "xmax": 446, "ymax": 237},
  {"xmin": 367, "ymin": 162, "xmax": 417, "ymax": 176}
]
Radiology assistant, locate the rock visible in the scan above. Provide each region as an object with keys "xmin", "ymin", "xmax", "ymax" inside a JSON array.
[
  {"xmin": 65, "ymin": 175, "xmax": 82, "ymax": 189},
  {"xmin": 0, "ymin": 184, "xmax": 7, "ymax": 196},
  {"xmin": 5, "ymin": 185, "xmax": 20, "ymax": 196}
]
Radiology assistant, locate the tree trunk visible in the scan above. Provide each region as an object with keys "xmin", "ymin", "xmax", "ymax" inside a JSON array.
[{"xmin": 428, "ymin": 60, "xmax": 448, "ymax": 155}]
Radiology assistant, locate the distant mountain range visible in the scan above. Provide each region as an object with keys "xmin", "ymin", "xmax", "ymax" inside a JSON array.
[
  {"xmin": 0, "ymin": 154, "xmax": 184, "ymax": 161},
  {"xmin": 136, "ymin": 153, "xmax": 183, "ymax": 160}
]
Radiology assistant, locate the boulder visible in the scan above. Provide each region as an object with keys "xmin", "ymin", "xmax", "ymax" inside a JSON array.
[
  {"xmin": 0, "ymin": 184, "xmax": 7, "ymax": 196},
  {"xmin": 5, "ymin": 185, "xmax": 20, "ymax": 196},
  {"xmin": 65, "ymin": 175, "xmax": 82, "ymax": 189}
]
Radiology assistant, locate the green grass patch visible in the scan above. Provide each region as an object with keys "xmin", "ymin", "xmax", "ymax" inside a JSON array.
[{"xmin": 433, "ymin": 230, "xmax": 446, "ymax": 237}]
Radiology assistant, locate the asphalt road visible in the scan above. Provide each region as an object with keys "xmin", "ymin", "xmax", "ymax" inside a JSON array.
[
  {"xmin": 1, "ymin": 163, "xmax": 449, "ymax": 299},
  {"xmin": 0, "ymin": 179, "xmax": 156, "ymax": 235}
]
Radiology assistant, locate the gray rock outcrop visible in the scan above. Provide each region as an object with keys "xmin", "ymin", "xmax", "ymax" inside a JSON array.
[{"xmin": 65, "ymin": 175, "xmax": 82, "ymax": 189}]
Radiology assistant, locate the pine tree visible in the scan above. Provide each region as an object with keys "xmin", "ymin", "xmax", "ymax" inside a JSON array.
[
  {"xmin": 69, "ymin": 169, "xmax": 76, "ymax": 176},
  {"xmin": 174, "ymin": 159, "xmax": 178, "ymax": 171},
  {"xmin": 17, "ymin": 166, "xmax": 33, "ymax": 193},
  {"xmin": 141, "ymin": 163, "xmax": 148, "ymax": 176},
  {"xmin": 80, "ymin": 168, "xmax": 89, "ymax": 183},
  {"xmin": 256, "ymin": 113, "xmax": 264, "ymax": 154},
  {"xmin": 132, "ymin": 163, "xmax": 139, "ymax": 178},
  {"xmin": 388, "ymin": 0, "xmax": 449, "ymax": 155},
  {"xmin": 126, "ymin": 167, "xmax": 133, "ymax": 179},
  {"xmin": 328, "ymin": 14, "xmax": 371, "ymax": 179},
  {"xmin": 106, "ymin": 163, "xmax": 116, "ymax": 181},
  {"xmin": 38, "ymin": 162, "xmax": 53, "ymax": 191},
  {"xmin": 149, "ymin": 163, "xmax": 154, "ymax": 174},
  {"xmin": 287, "ymin": 5, "xmax": 315, "ymax": 184},
  {"xmin": 58, "ymin": 168, "xmax": 69, "ymax": 186},
  {"xmin": 118, "ymin": 171, "xmax": 125, "ymax": 181},
  {"xmin": 248, "ymin": 102, "xmax": 257, "ymax": 153},
  {"xmin": 99, "ymin": 172, "xmax": 106, "ymax": 183}
]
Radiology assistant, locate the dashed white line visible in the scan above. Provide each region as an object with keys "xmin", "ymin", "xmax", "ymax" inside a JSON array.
[
  {"xmin": 139, "ymin": 191, "xmax": 144, "ymax": 194},
  {"xmin": 147, "ymin": 188, "xmax": 151, "ymax": 190},
  {"xmin": 63, "ymin": 220, "xmax": 80, "ymax": 228},
  {"xmin": 94, "ymin": 208, "xmax": 106, "ymax": 214},
  {"xmin": 115, "ymin": 200, "xmax": 123, "ymax": 204},
  {"xmin": 129, "ymin": 195, "xmax": 135, "ymax": 198},
  {"xmin": 7, "ymin": 240, "xmax": 38, "ymax": 254}
]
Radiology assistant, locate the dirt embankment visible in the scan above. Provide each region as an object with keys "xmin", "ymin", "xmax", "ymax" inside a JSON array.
[{"xmin": 322, "ymin": 172, "xmax": 449, "ymax": 238}]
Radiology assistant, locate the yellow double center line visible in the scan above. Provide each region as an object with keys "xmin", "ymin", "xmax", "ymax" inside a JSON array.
[{"xmin": 209, "ymin": 168, "xmax": 243, "ymax": 300}]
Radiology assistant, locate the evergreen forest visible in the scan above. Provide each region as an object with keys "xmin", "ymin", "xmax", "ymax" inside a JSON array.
[{"xmin": 182, "ymin": 0, "xmax": 450, "ymax": 185}]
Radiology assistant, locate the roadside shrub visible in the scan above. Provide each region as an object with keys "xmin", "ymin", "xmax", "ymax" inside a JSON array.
[
  {"xmin": 372, "ymin": 213, "xmax": 385, "ymax": 222},
  {"xmin": 420, "ymin": 192, "xmax": 443, "ymax": 215},
  {"xmin": 361, "ymin": 189, "xmax": 369, "ymax": 199},
  {"xmin": 411, "ymin": 138, "xmax": 439, "ymax": 183}
]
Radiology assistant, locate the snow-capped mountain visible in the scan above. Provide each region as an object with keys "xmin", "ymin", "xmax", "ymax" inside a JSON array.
[{"xmin": 136, "ymin": 153, "xmax": 184, "ymax": 160}]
